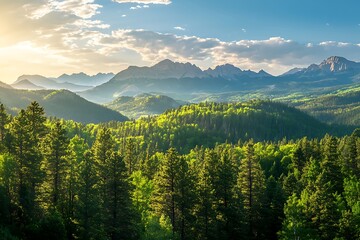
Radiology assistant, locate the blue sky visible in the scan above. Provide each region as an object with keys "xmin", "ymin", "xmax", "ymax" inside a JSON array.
[
  {"xmin": 1, "ymin": 0, "xmax": 360, "ymax": 82},
  {"xmin": 99, "ymin": 0, "xmax": 360, "ymax": 43}
]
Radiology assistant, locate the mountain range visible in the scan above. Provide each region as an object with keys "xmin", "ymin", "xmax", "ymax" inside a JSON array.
[
  {"xmin": 11, "ymin": 72, "xmax": 114, "ymax": 92},
  {"xmin": 79, "ymin": 56, "xmax": 360, "ymax": 103},
  {"xmin": 3, "ymin": 56, "xmax": 360, "ymax": 124}
]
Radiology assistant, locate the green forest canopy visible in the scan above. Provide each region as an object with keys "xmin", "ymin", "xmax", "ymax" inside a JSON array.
[{"xmin": 0, "ymin": 101, "xmax": 359, "ymax": 240}]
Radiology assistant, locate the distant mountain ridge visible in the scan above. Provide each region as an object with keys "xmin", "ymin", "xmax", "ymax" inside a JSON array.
[
  {"xmin": 112, "ymin": 59, "xmax": 207, "ymax": 80},
  {"xmin": 285, "ymin": 56, "xmax": 360, "ymax": 76},
  {"xmin": 80, "ymin": 59, "xmax": 276, "ymax": 103},
  {"xmin": 12, "ymin": 72, "xmax": 115, "ymax": 92},
  {"xmin": 112, "ymin": 59, "xmax": 271, "ymax": 81},
  {"xmin": 56, "ymin": 72, "xmax": 114, "ymax": 86}
]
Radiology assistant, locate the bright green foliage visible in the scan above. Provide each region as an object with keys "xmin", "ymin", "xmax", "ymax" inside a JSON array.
[
  {"xmin": 131, "ymin": 171, "xmax": 153, "ymax": 229},
  {"xmin": 341, "ymin": 177, "xmax": 360, "ymax": 239},
  {"xmin": 279, "ymin": 194, "xmax": 318, "ymax": 240}
]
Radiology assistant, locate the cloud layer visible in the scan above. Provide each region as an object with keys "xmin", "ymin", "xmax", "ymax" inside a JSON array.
[
  {"xmin": 2, "ymin": 0, "xmax": 360, "ymax": 83},
  {"xmin": 113, "ymin": 0, "xmax": 171, "ymax": 5}
]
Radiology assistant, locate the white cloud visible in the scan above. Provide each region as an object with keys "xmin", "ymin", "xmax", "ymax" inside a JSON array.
[
  {"xmin": 174, "ymin": 26, "xmax": 186, "ymax": 31},
  {"xmin": 96, "ymin": 30, "xmax": 360, "ymax": 75},
  {"xmin": 130, "ymin": 4, "xmax": 150, "ymax": 9},
  {"xmin": 27, "ymin": 0, "xmax": 102, "ymax": 19},
  {"xmin": 242, "ymin": 28, "xmax": 246, "ymax": 33},
  {"xmin": 2, "ymin": 0, "xmax": 360, "ymax": 82},
  {"xmin": 113, "ymin": 0, "xmax": 171, "ymax": 4},
  {"xmin": 122, "ymin": 14, "xmax": 127, "ymax": 17}
]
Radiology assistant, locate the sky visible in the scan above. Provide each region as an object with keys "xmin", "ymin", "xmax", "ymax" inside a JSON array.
[{"xmin": 1, "ymin": 0, "xmax": 360, "ymax": 83}]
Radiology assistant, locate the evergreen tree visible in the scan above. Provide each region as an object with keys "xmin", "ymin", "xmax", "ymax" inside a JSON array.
[
  {"xmin": 76, "ymin": 151, "xmax": 102, "ymax": 240},
  {"xmin": 193, "ymin": 149, "xmax": 217, "ymax": 239},
  {"xmin": 41, "ymin": 121, "xmax": 69, "ymax": 210},
  {"xmin": 339, "ymin": 136, "xmax": 359, "ymax": 176},
  {"xmin": 174, "ymin": 155, "xmax": 195, "ymax": 240},
  {"xmin": 152, "ymin": 148, "xmax": 179, "ymax": 238},
  {"xmin": 321, "ymin": 135, "xmax": 342, "ymax": 193},
  {"xmin": 92, "ymin": 127, "xmax": 139, "ymax": 239},
  {"xmin": 65, "ymin": 135, "xmax": 88, "ymax": 231},
  {"xmin": 237, "ymin": 140, "xmax": 265, "ymax": 239},
  {"xmin": 263, "ymin": 176, "xmax": 285, "ymax": 240},
  {"xmin": 210, "ymin": 146, "xmax": 241, "ymax": 239},
  {"xmin": 124, "ymin": 138, "xmax": 137, "ymax": 175}
]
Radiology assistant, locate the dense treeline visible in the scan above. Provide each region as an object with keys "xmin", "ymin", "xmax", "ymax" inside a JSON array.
[
  {"xmin": 0, "ymin": 101, "xmax": 359, "ymax": 239},
  {"xmin": 101, "ymin": 100, "xmax": 352, "ymax": 153},
  {"xmin": 294, "ymin": 89, "xmax": 360, "ymax": 126}
]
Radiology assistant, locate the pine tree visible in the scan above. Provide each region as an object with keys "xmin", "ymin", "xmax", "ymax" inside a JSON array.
[
  {"xmin": 92, "ymin": 127, "xmax": 138, "ymax": 239},
  {"xmin": 262, "ymin": 176, "xmax": 285, "ymax": 240},
  {"xmin": 41, "ymin": 121, "xmax": 69, "ymax": 210},
  {"xmin": 174, "ymin": 155, "xmax": 195, "ymax": 240},
  {"xmin": 124, "ymin": 138, "xmax": 137, "ymax": 175},
  {"xmin": 193, "ymin": 149, "xmax": 216, "ymax": 239},
  {"xmin": 340, "ymin": 136, "xmax": 359, "ymax": 176},
  {"xmin": 103, "ymin": 152, "xmax": 138, "ymax": 240},
  {"xmin": 65, "ymin": 135, "xmax": 89, "ymax": 238},
  {"xmin": 321, "ymin": 135, "xmax": 342, "ymax": 193},
  {"xmin": 237, "ymin": 140, "xmax": 265, "ymax": 239},
  {"xmin": 292, "ymin": 146, "xmax": 306, "ymax": 174},
  {"xmin": 210, "ymin": 146, "xmax": 241, "ymax": 239},
  {"xmin": 76, "ymin": 151, "xmax": 102, "ymax": 240},
  {"xmin": 152, "ymin": 148, "xmax": 179, "ymax": 238}
]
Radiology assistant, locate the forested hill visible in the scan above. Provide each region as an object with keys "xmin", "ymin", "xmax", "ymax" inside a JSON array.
[
  {"xmin": 103, "ymin": 100, "xmax": 352, "ymax": 153},
  {"xmin": 294, "ymin": 89, "xmax": 360, "ymax": 126},
  {"xmin": 0, "ymin": 86, "xmax": 128, "ymax": 123},
  {"xmin": 105, "ymin": 94, "xmax": 183, "ymax": 119}
]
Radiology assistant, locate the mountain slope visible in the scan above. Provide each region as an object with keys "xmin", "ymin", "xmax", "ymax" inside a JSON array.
[
  {"xmin": 12, "ymin": 79, "xmax": 44, "ymax": 90},
  {"xmin": 108, "ymin": 100, "xmax": 350, "ymax": 153},
  {"xmin": 105, "ymin": 94, "xmax": 184, "ymax": 119},
  {"xmin": 0, "ymin": 87, "xmax": 128, "ymax": 123},
  {"xmin": 291, "ymin": 87, "xmax": 360, "ymax": 126}
]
